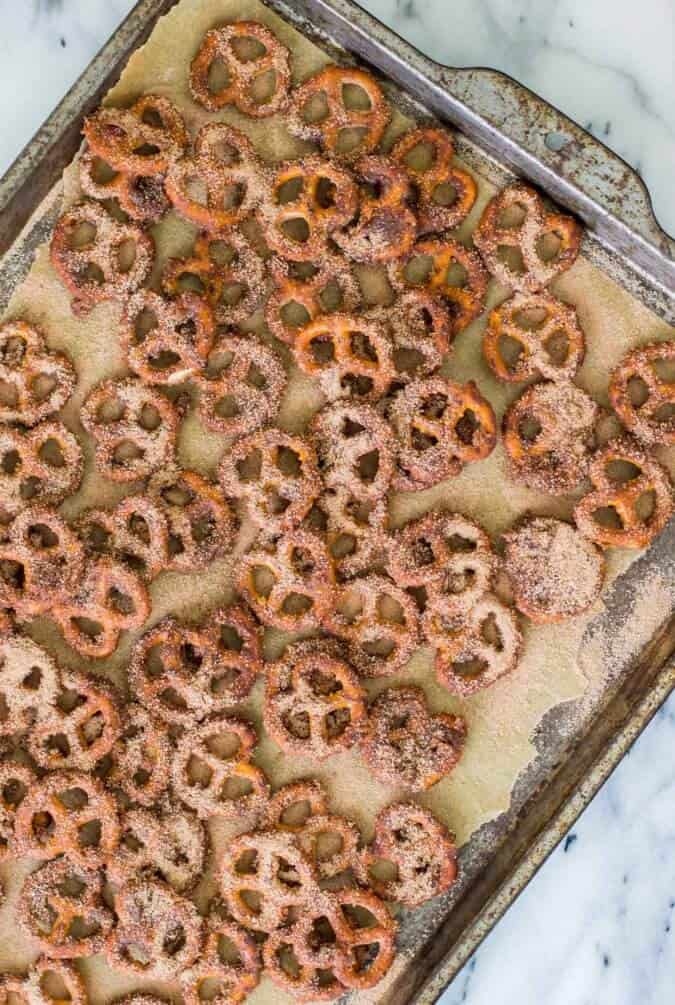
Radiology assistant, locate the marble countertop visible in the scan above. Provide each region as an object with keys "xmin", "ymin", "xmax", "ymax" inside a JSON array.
[{"xmin": 1, "ymin": 2, "xmax": 674, "ymax": 1004}]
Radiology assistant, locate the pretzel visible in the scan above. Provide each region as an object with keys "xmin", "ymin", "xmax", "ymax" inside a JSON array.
[
  {"xmin": 258, "ymin": 156, "xmax": 358, "ymax": 261},
  {"xmin": 79, "ymin": 147, "xmax": 170, "ymax": 224},
  {"xmin": 265, "ymin": 255, "xmax": 360, "ymax": 344},
  {"xmin": 310, "ymin": 401, "xmax": 395, "ymax": 500},
  {"xmin": 334, "ymin": 155, "xmax": 417, "ymax": 263},
  {"xmin": 263, "ymin": 924, "xmax": 345, "ymax": 1002},
  {"xmin": 106, "ymin": 880, "xmax": 203, "ymax": 980},
  {"xmin": 15, "ymin": 770, "xmax": 119, "ymax": 867},
  {"xmin": 81, "ymin": 378, "xmax": 178, "ymax": 482},
  {"xmin": 239, "ymin": 528, "xmax": 335, "ymax": 631},
  {"xmin": 389, "ymin": 238, "xmax": 488, "ymax": 336},
  {"xmin": 54, "ymin": 557, "xmax": 150, "ymax": 658},
  {"xmin": 503, "ymin": 516, "xmax": 605, "ymax": 623},
  {"xmin": 165, "ymin": 124, "xmax": 265, "ymax": 232},
  {"xmin": 50, "ymin": 201, "xmax": 154, "ymax": 316},
  {"xmin": 0, "ymin": 762, "xmax": 36, "ymax": 861},
  {"xmin": 83, "ymin": 94, "xmax": 188, "ymax": 176},
  {"xmin": 369, "ymin": 289, "xmax": 453, "ymax": 383},
  {"xmin": 324, "ymin": 574, "xmax": 419, "ymax": 677},
  {"xmin": 294, "ymin": 313, "xmax": 395, "ymax": 402},
  {"xmin": 162, "ymin": 229, "xmax": 267, "ymax": 326},
  {"xmin": 171, "ymin": 715, "xmax": 269, "ymax": 821},
  {"xmin": 502, "ymin": 380, "xmax": 599, "ymax": 494},
  {"xmin": 18, "ymin": 859, "xmax": 114, "ymax": 958},
  {"xmin": 105, "ymin": 702, "xmax": 171, "ymax": 807},
  {"xmin": 268, "ymin": 784, "xmax": 361, "ymax": 879},
  {"xmin": 426, "ymin": 594, "xmax": 522, "ymax": 696},
  {"xmin": 473, "ymin": 183, "xmax": 582, "ymax": 291},
  {"xmin": 148, "ymin": 467, "xmax": 235, "ymax": 571},
  {"xmin": 388, "ymin": 512, "xmax": 494, "ymax": 620},
  {"xmin": 264, "ymin": 640, "xmax": 366, "ymax": 759},
  {"xmin": 190, "ymin": 21, "xmax": 291, "ymax": 117},
  {"xmin": 320, "ymin": 486, "xmax": 391, "ymax": 579},
  {"xmin": 0, "ymin": 507, "xmax": 85, "ymax": 618},
  {"xmin": 609, "ymin": 340, "xmax": 675, "ymax": 446},
  {"xmin": 392, "ymin": 126, "xmax": 477, "ymax": 234},
  {"xmin": 220, "ymin": 829, "xmax": 319, "ymax": 934},
  {"xmin": 2, "ymin": 960, "xmax": 87, "ymax": 1005},
  {"xmin": 208, "ymin": 602, "xmax": 263, "ymax": 671},
  {"xmin": 288, "ymin": 66, "xmax": 390, "ymax": 161},
  {"xmin": 361, "ymin": 685, "xmax": 466, "ymax": 790},
  {"xmin": 181, "ymin": 919, "xmax": 261, "ymax": 1005},
  {"xmin": 574, "ymin": 437, "xmax": 674, "ymax": 549},
  {"xmin": 0, "ymin": 320, "xmax": 75, "ymax": 426},
  {"xmin": 0, "ymin": 422, "xmax": 83, "ymax": 524},
  {"xmin": 390, "ymin": 376, "xmax": 497, "ymax": 490},
  {"xmin": 357, "ymin": 802, "xmax": 457, "ymax": 907},
  {"xmin": 129, "ymin": 617, "xmax": 257, "ymax": 724},
  {"xmin": 195, "ymin": 333, "xmax": 286, "ymax": 437},
  {"xmin": 109, "ymin": 801, "xmax": 206, "ymax": 894},
  {"xmin": 484, "ymin": 292, "xmax": 585, "ymax": 383},
  {"xmin": 0, "ymin": 635, "xmax": 59, "ymax": 739},
  {"xmin": 77, "ymin": 494, "xmax": 171, "ymax": 580},
  {"xmin": 218, "ymin": 427, "xmax": 321, "ymax": 537},
  {"xmin": 27, "ymin": 670, "xmax": 121, "ymax": 772},
  {"xmin": 121, "ymin": 290, "xmax": 215, "ymax": 385}
]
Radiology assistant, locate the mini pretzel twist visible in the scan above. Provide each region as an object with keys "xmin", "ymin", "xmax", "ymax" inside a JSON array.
[
  {"xmin": 310, "ymin": 401, "xmax": 395, "ymax": 500},
  {"xmin": 484, "ymin": 291, "xmax": 585, "ymax": 383},
  {"xmin": 81, "ymin": 378, "xmax": 178, "ymax": 482},
  {"xmin": 390, "ymin": 375, "xmax": 497, "ymax": 490},
  {"xmin": 162, "ymin": 229, "xmax": 268, "ymax": 326},
  {"xmin": 368, "ymin": 289, "xmax": 453, "ymax": 382},
  {"xmin": 77, "ymin": 494, "xmax": 171, "ymax": 580},
  {"xmin": 574, "ymin": 437, "xmax": 674, "ymax": 548},
  {"xmin": 264, "ymin": 640, "xmax": 367, "ymax": 759},
  {"xmin": 79, "ymin": 146, "xmax": 170, "ymax": 224},
  {"xmin": 121, "ymin": 290, "xmax": 215, "ymax": 385},
  {"xmin": 207, "ymin": 602, "xmax": 263, "ymax": 671},
  {"xmin": 265, "ymin": 255, "xmax": 360, "ymax": 344},
  {"xmin": 165, "ymin": 124, "xmax": 266, "ymax": 232},
  {"xmin": 195, "ymin": 333, "xmax": 287, "ymax": 437},
  {"xmin": 108, "ymin": 801, "xmax": 206, "ymax": 894},
  {"xmin": 392, "ymin": 126, "xmax": 477, "ymax": 233},
  {"xmin": 83, "ymin": 94, "xmax": 188, "ymax": 176},
  {"xmin": 473, "ymin": 182, "xmax": 581, "ymax": 291},
  {"xmin": 329, "ymin": 888, "xmax": 397, "ymax": 990},
  {"xmin": 50, "ymin": 201, "xmax": 154, "ymax": 316},
  {"xmin": 320, "ymin": 486, "xmax": 392, "ymax": 580},
  {"xmin": 0, "ymin": 762, "xmax": 36, "ymax": 861},
  {"xmin": 106, "ymin": 703, "xmax": 171, "ymax": 807},
  {"xmin": 288, "ymin": 66, "xmax": 391, "ymax": 161},
  {"xmin": 190, "ymin": 21, "xmax": 291, "ymax": 117},
  {"xmin": 181, "ymin": 919, "xmax": 261, "ymax": 1005},
  {"xmin": 609, "ymin": 340, "xmax": 675, "ymax": 446},
  {"xmin": 293, "ymin": 313, "xmax": 395, "ymax": 402},
  {"xmin": 389, "ymin": 238, "xmax": 489, "ymax": 336},
  {"xmin": 0, "ymin": 320, "xmax": 75, "ymax": 425},
  {"xmin": 148, "ymin": 466, "xmax": 235, "ymax": 571},
  {"xmin": 263, "ymin": 921, "xmax": 346, "ymax": 1001},
  {"xmin": 0, "ymin": 422, "xmax": 83, "ymax": 522},
  {"xmin": 333, "ymin": 155, "xmax": 417, "ymax": 263}
]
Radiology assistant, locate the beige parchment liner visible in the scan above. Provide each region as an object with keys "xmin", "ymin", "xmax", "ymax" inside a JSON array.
[{"xmin": 1, "ymin": 0, "xmax": 674, "ymax": 1001}]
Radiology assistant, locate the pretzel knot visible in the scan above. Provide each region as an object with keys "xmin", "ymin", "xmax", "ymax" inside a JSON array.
[
  {"xmin": 361, "ymin": 685, "xmax": 467, "ymax": 790},
  {"xmin": 165, "ymin": 124, "xmax": 266, "ymax": 232},
  {"xmin": 264, "ymin": 639, "xmax": 366, "ymax": 759},
  {"xmin": 79, "ymin": 147, "xmax": 170, "ymax": 224},
  {"xmin": 389, "ymin": 238, "xmax": 489, "ymax": 336},
  {"xmin": 54, "ymin": 557, "xmax": 150, "ymax": 658},
  {"xmin": 106, "ymin": 702, "xmax": 171, "ymax": 807},
  {"xmin": 574, "ymin": 437, "xmax": 674, "ymax": 549},
  {"xmin": 369, "ymin": 289, "xmax": 453, "ymax": 383},
  {"xmin": 310, "ymin": 401, "xmax": 396, "ymax": 500},
  {"xmin": 484, "ymin": 291, "xmax": 585, "ymax": 383},
  {"xmin": 320, "ymin": 486, "xmax": 392, "ymax": 580},
  {"xmin": 474, "ymin": 182, "xmax": 581, "ymax": 292},
  {"xmin": 83, "ymin": 94, "xmax": 188, "ymax": 176},
  {"xmin": 390, "ymin": 376, "xmax": 497, "ymax": 490},
  {"xmin": 288, "ymin": 66, "xmax": 391, "ymax": 161},
  {"xmin": 181, "ymin": 920, "xmax": 261, "ymax": 1005},
  {"xmin": 0, "ymin": 762, "xmax": 36, "ymax": 861},
  {"xmin": 334, "ymin": 155, "xmax": 417, "ymax": 263},
  {"xmin": 357, "ymin": 802, "xmax": 458, "ymax": 907},
  {"xmin": 148, "ymin": 466, "xmax": 235, "ymax": 571},
  {"xmin": 502, "ymin": 380, "xmax": 599, "ymax": 494},
  {"xmin": 76, "ymin": 494, "xmax": 171, "ymax": 581},
  {"xmin": 162, "ymin": 229, "xmax": 268, "ymax": 326},
  {"xmin": 81, "ymin": 378, "xmax": 178, "ymax": 482},
  {"xmin": 392, "ymin": 126, "xmax": 477, "ymax": 234},
  {"xmin": 50, "ymin": 201, "xmax": 154, "ymax": 316},
  {"xmin": 171, "ymin": 715, "xmax": 270, "ymax": 821},
  {"xmin": 121, "ymin": 290, "xmax": 215, "ymax": 385},
  {"xmin": 190, "ymin": 21, "xmax": 291, "ymax": 117},
  {"xmin": 0, "ymin": 422, "xmax": 83, "ymax": 524},
  {"xmin": 609, "ymin": 340, "xmax": 675, "ymax": 446},
  {"xmin": 0, "ymin": 320, "xmax": 75, "ymax": 425},
  {"xmin": 109, "ymin": 801, "xmax": 206, "ymax": 894},
  {"xmin": 294, "ymin": 313, "xmax": 395, "ymax": 402},
  {"xmin": 1, "ymin": 959, "xmax": 87, "ymax": 1005},
  {"xmin": 195, "ymin": 333, "xmax": 286, "ymax": 437},
  {"xmin": 265, "ymin": 255, "xmax": 360, "ymax": 344},
  {"xmin": 239, "ymin": 529, "xmax": 336, "ymax": 631}
]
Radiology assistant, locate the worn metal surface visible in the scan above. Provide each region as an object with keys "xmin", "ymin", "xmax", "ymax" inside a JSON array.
[{"xmin": 1, "ymin": 2, "xmax": 674, "ymax": 1003}]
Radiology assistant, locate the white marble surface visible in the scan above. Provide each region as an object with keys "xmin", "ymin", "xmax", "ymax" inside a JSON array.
[{"xmin": 1, "ymin": 2, "xmax": 674, "ymax": 1004}]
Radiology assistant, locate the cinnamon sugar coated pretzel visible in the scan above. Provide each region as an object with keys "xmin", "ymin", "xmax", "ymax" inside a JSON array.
[
  {"xmin": 265, "ymin": 256, "xmax": 360, "ymax": 343},
  {"xmin": 121, "ymin": 290, "xmax": 215, "ymax": 385},
  {"xmin": 294, "ymin": 312, "xmax": 395, "ymax": 402},
  {"xmin": 83, "ymin": 95, "xmax": 188, "ymax": 176},
  {"xmin": 333, "ymin": 155, "xmax": 417, "ymax": 263},
  {"xmin": 181, "ymin": 919, "xmax": 261, "ymax": 1005},
  {"xmin": 196, "ymin": 333, "xmax": 286, "ymax": 436},
  {"xmin": 79, "ymin": 146, "xmax": 170, "ymax": 223},
  {"xmin": 484, "ymin": 291, "xmax": 586, "ymax": 382},
  {"xmin": 0, "ymin": 321, "xmax": 75, "ymax": 426},
  {"xmin": 608, "ymin": 340, "xmax": 675, "ymax": 445},
  {"xmin": 148, "ymin": 466, "xmax": 235, "ymax": 571},
  {"xmin": 0, "ymin": 422, "xmax": 83, "ymax": 522},
  {"xmin": 393, "ymin": 126, "xmax": 477, "ymax": 234}
]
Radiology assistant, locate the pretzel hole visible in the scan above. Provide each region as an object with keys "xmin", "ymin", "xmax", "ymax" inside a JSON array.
[
  {"xmin": 206, "ymin": 58, "xmax": 231, "ymax": 95},
  {"xmin": 513, "ymin": 306, "xmax": 547, "ymax": 331},
  {"xmin": 236, "ymin": 447, "xmax": 262, "ymax": 481},
  {"xmin": 185, "ymin": 175, "xmax": 209, "ymax": 206},
  {"xmin": 249, "ymin": 69, "xmax": 278, "ymax": 107},
  {"xmin": 330, "ymin": 531, "xmax": 357, "ymax": 560},
  {"xmin": 443, "ymin": 566, "xmax": 476, "ymax": 596},
  {"xmin": 89, "ymin": 156, "xmax": 118, "ymax": 184},
  {"xmin": 403, "ymin": 254, "xmax": 432, "ymax": 286},
  {"xmin": 78, "ymin": 818, "xmax": 102, "ymax": 849},
  {"xmin": 635, "ymin": 490, "xmax": 656, "ymax": 522},
  {"xmin": 1, "ymin": 447, "xmax": 21, "ymax": 474},
  {"xmin": 30, "ymin": 372, "xmax": 59, "ymax": 401},
  {"xmin": 0, "ymin": 380, "xmax": 18, "ymax": 408},
  {"xmin": 79, "ymin": 263, "xmax": 105, "ymax": 286},
  {"xmin": 336, "ymin": 590, "xmax": 364, "ymax": 623},
  {"xmin": 497, "ymin": 246, "xmax": 526, "ymax": 276},
  {"xmin": 211, "ymin": 664, "xmax": 245, "ymax": 694},
  {"xmin": 356, "ymin": 449, "xmax": 380, "ymax": 484},
  {"xmin": 402, "ymin": 140, "xmax": 437, "ymax": 172},
  {"xmin": 38, "ymin": 970, "xmax": 73, "ymax": 1003},
  {"xmin": 517, "ymin": 415, "xmax": 542, "ymax": 443},
  {"xmin": 411, "ymin": 427, "xmax": 438, "ymax": 451},
  {"xmin": 336, "ymin": 127, "xmax": 369, "ymax": 157},
  {"xmin": 0, "ymin": 558, "xmax": 25, "ymax": 591},
  {"xmin": 280, "ymin": 299, "xmax": 312, "ymax": 328},
  {"xmin": 116, "ymin": 239, "xmax": 138, "ymax": 274},
  {"xmin": 309, "ymin": 335, "xmax": 335, "ymax": 365},
  {"xmin": 480, "ymin": 611, "xmax": 504, "ymax": 650},
  {"xmin": 173, "ymin": 269, "xmax": 206, "ymax": 296},
  {"xmin": 536, "ymin": 231, "xmax": 562, "ymax": 262},
  {"xmin": 187, "ymin": 755, "xmax": 214, "ymax": 788},
  {"xmin": 281, "ymin": 593, "xmax": 313, "ymax": 617},
  {"xmin": 277, "ymin": 445, "xmax": 303, "ymax": 477},
  {"xmin": 220, "ymin": 279, "xmax": 247, "ymax": 306},
  {"xmin": 275, "ymin": 941, "xmax": 301, "ymax": 976},
  {"xmin": 653, "ymin": 357, "xmax": 675, "ymax": 382},
  {"xmin": 131, "ymin": 142, "xmax": 161, "ymax": 159},
  {"xmin": 2, "ymin": 776, "xmax": 28, "ymax": 808},
  {"xmin": 432, "ymin": 181, "xmax": 459, "ymax": 207},
  {"xmin": 655, "ymin": 402, "xmax": 675, "ymax": 423},
  {"xmin": 455, "ymin": 409, "xmax": 480, "ymax": 445},
  {"xmin": 268, "ymin": 489, "xmax": 291, "ymax": 515},
  {"xmin": 301, "ymin": 90, "xmax": 329, "ymax": 124},
  {"xmin": 341, "ymin": 82, "xmax": 372, "ymax": 110},
  {"xmin": 452, "ymin": 657, "xmax": 489, "ymax": 679},
  {"xmin": 30, "ymin": 809, "xmax": 55, "ymax": 843},
  {"xmin": 544, "ymin": 330, "xmax": 570, "ymax": 365},
  {"xmin": 591, "ymin": 506, "xmax": 623, "ymax": 530},
  {"xmin": 221, "ymin": 775, "xmax": 255, "ymax": 801},
  {"xmin": 368, "ymin": 857, "xmax": 399, "ymax": 884},
  {"xmin": 625, "ymin": 375, "xmax": 649, "ymax": 407},
  {"xmin": 96, "ymin": 396, "xmax": 125, "ymax": 423},
  {"xmin": 42, "ymin": 732, "xmax": 71, "ymax": 759},
  {"xmin": 280, "ymin": 217, "xmax": 311, "ymax": 244},
  {"xmin": 315, "ymin": 176, "xmax": 338, "ymax": 210},
  {"xmin": 67, "ymin": 914, "xmax": 102, "ymax": 942},
  {"xmin": 497, "ymin": 203, "xmax": 527, "ymax": 229},
  {"xmin": 605, "ymin": 459, "xmax": 641, "ymax": 484},
  {"xmin": 69, "ymin": 221, "xmax": 97, "ymax": 249},
  {"xmin": 26, "ymin": 522, "xmax": 59, "ymax": 550},
  {"xmin": 71, "ymin": 616, "xmax": 105, "ymax": 643},
  {"xmin": 363, "ymin": 636, "xmax": 396, "ymax": 659},
  {"xmin": 394, "ymin": 347, "xmax": 427, "ymax": 377}
]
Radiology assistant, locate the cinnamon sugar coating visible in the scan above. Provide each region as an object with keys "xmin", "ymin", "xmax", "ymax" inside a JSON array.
[
  {"xmin": 392, "ymin": 126, "xmax": 477, "ymax": 234},
  {"xmin": 0, "ymin": 423, "xmax": 83, "ymax": 523},
  {"xmin": 0, "ymin": 320, "xmax": 76, "ymax": 426},
  {"xmin": 609, "ymin": 339, "xmax": 675, "ymax": 446},
  {"xmin": 484, "ymin": 291, "xmax": 585, "ymax": 383}
]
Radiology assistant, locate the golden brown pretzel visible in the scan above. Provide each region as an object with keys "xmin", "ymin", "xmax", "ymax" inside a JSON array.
[
  {"xmin": 310, "ymin": 400, "xmax": 396, "ymax": 500},
  {"xmin": 330, "ymin": 888, "xmax": 397, "ymax": 990},
  {"xmin": 106, "ymin": 702, "xmax": 171, "ymax": 807},
  {"xmin": 484, "ymin": 291, "xmax": 585, "ymax": 383},
  {"xmin": 148, "ymin": 466, "xmax": 235, "ymax": 572},
  {"xmin": 609, "ymin": 340, "xmax": 675, "ymax": 445},
  {"xmin": 121, "ymin": 289, "xmax": 215, "ymax": 385},
  {"xmin": 181, "ymin": 919, "xmax": 261, "ymax": 1005},
  {"xmin": 79, "ymin": 146, "xmax": 169, "ymax": 224},
  {"xmin": 368, "ymin": 289, "xmax": 453, "ymax": 382},
  {"xmin": 76, "ymin": 494, "xmax": 171, "ymax": 581},
  {"xmin": 293, "ymin": 313, "xmax": 395, "ymax": 402},
  {"xmin": 0, "ymin": 320, "xmax": 75, "ymax": 426},
  {"xmin": 333, "ymin": 155, "xmax": 417, "ymax": 263},
  {"xmin": 0, "ymin": 422, "xmax": 83, "ymax": 523},
  {"xmin": 392, "ymin": 126, "xmax": 477, "ymax": 233},
  {"xmin": 320, "ymin": 486, "xmax": 392, "ymax": 579},
  {"xmin": 265, "ymin": 255, "xmax": 360, "ymax": 344},
  {"xmin": 83, "ymin": 94, "xmax": 188, "ymax": 176}
]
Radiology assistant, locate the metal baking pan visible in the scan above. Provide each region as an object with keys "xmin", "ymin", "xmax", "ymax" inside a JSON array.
[{"xmin": 1, "ymin": 1, "xmax": 674, "ymax": 1003}]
